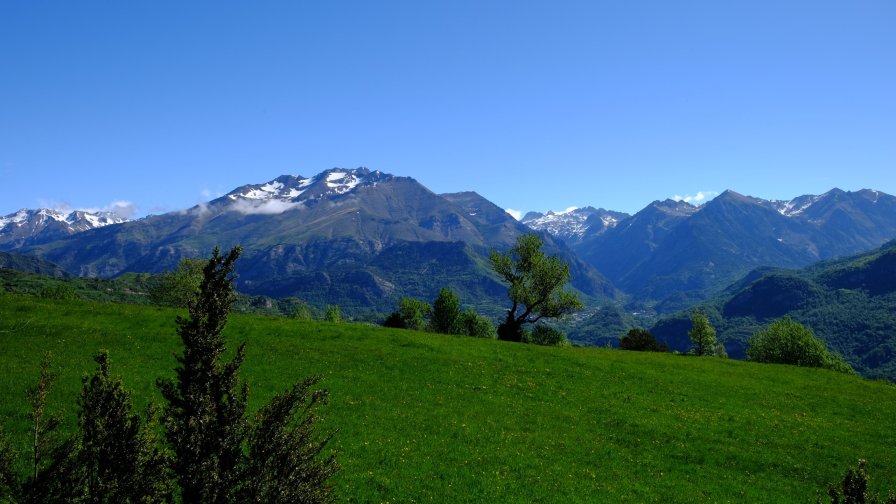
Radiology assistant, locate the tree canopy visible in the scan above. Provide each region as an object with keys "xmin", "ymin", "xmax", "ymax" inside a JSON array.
[{"xmin": 490, "ymin": 234, "xmax": 582, "ymax": 342}]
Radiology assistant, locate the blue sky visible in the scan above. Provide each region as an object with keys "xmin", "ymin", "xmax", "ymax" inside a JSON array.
[{"xmin": 1, "ymin": 1, "xmax": 893, "ymax": 219}]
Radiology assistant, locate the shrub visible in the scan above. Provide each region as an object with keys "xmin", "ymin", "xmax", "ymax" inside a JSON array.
[
  {"xmin": 747, "ymin": 317, "xmax": 854, "ymax": 373},
  {"xmin": 384, "ymin": 297, "xmax": 431, "ymax": 331},
  {"xmin": 324, "ymin": 305, "xmax": 342, "ymax": 323},
  {"xmin": 458, "ymin": 310, "xmax": 496, "ymax": 338},
  {"xmin": 40, "ymin": 284, "xmax": 78, "ymax": 301},
  {"xmin": 619, "ymin": 328, "xmax": 668, "ymax": 352},
  {"xmin": 529, "ymin": 324, "xmax": 570, "ymax": 347}
]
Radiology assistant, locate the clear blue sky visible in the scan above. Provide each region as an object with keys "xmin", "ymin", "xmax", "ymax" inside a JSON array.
[{"xmin": 1, "ymin": 1, "xmax": 894, "ymax": 218}]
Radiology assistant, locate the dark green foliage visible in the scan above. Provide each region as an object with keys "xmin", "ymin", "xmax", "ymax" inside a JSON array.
[
  {"xmin": 152, "ymin": 245, "xmax": 336, "ymax": 502},
  {"xmin": 822, "ymin": 459, "xmax": 896, "ymax": 504},
  {"xmin": 619, "ymin": 328, "xmax": 668, "ymax": 352},
  {"xmin": 242, "ymin": 377, "xmax": 337, "ymax": 503},
  {"xmin": 150, "ymin": 258, "xmax": 205, "ymax": 308},
  {"xmin": 39, "ymin": 283, "xmax": 78, "ymax": 301},
  {"xmin": 69, "ymin": 351, "xmax": 172, "ymax": 502},
  {"xmin": 529, "ymin": 324, "xmax": 569, "ymax": 347},
  {"xmin": 430, "ymin": 288, "xmax": 461, "ymax": 335},
  {"xmin": 0, "ymin": 429, "xmax": 17, "ymax": 501},
  {"xmin": 289, "ymin": 299, "xmax": 315, "ymax": 321},
  {"xmin": 324, "ymin": 305, "xmax": 342, "ymax": 323},
  {"xmin": 689, "ymin": 310, "xmax": 722, "ymax": 357},
  {"xmin": 458, "ymin": 309, "xmax": 497, "ymax": 338},
  {"xmin": 384, "ymin": 297, "xmax": 431, "ymax": 331},
  {"xmin": 490, "ymin": 234, "xmax": 583, "ymax": 342},
  {"xmin": 747, "ymin": 318, "xmax": 855, "ymax": 374},
  {"xmin": 157, "ymin": 246, "xmax": 248, "ymax": 503}
]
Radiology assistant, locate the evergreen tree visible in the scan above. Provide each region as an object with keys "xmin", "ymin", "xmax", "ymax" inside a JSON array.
[
  {"xmin": 430, "ymin": 288, "xmax": 462, "ymax": 334},
  {"xmin": 241, "ymin": 377, "xmax": 337, "ymax": 503},
  {"xmin": 157, "ymin": 246, "xmax": 248, "ymax": 503},
  {"xmin": 490, "ymin": 234, "xmax": 583, "ymax": 342},
  {"xmin": 74, "ymin": 351, "xmax": 172, "ymax": 502}
]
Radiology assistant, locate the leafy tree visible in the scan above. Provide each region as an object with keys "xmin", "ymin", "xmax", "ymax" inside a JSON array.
[
  {"xmin": 689, "ymin": 310, "xmax": 723, "ymax": 357},
  {"xmin": 458, "ymin": 310, "xmax": 496, "ymax": 338},
  {"xmin": 430, "ymin": 288, "xmax": 461, "ymax": 334},
  {"xmin": 157, "ymin": 246, "xmax": 248, "ymax": 503},
  {"xmin": 490, "ymin": 234, "xmax": 583, "ymax": 342},
  {"xmin": 529, "ymin": 324, "xmax": 570, "ymax": 347},
  {"xmin": 323, "ymin": 305, "xmax": 342, "ymax": 323},
  {"xmin": 241, "ymin": 377, "xmax": 337, "ymax": 503},
  {"xmin": 748, "ymin": 318, "xmax": 855, "ymax": 373},
  {"xmin": 619, "ymin": 328, "xmax": 668, "ymax": 352},
  {"xmin": 150, "ymin": 257, "xmax": 205, "ymax": 308},
  {"xmin": 384, "ymin": 297, "xmax": 431, "ymax": 331}
]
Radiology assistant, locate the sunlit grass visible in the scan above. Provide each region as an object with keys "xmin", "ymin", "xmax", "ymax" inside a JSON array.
[{"xmin": 1, "ymin": 294, "xmax": 894, "ymax": 502}]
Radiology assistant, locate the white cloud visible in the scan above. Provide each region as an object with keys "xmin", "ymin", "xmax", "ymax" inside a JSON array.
[
  {"xmin": 671, "ymin": 191, "xmax": 719, "ymax": 205},
  {"xmin": 505, "ymin": 208, "xmax": 522, "ymax": 220},
  {"xmin": 230, "ymin": 198, "xmax": 302, "ymax": 215}
]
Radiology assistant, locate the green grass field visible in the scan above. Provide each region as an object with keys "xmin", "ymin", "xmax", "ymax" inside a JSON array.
[{"xmin": 1, "ymin": 294, "xmax": 895, "ymax": 502}]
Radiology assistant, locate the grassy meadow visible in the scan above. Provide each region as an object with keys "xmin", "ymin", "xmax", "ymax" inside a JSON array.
[{"xmin": 1, "ymin": 294, "xmax": 895, "ymax": 502}]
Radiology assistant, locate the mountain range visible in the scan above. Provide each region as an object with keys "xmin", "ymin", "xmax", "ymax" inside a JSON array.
[
  {"xmin": 549, "ymin": 188, "xmax": 896, "ymax": 310},
  {"xmin": 3, "ymin": 168, "xmax": 896, "ymax": 322},
  {"xmin": 0, "ymin": 168, "xmax": 615, "ymax": 316}
]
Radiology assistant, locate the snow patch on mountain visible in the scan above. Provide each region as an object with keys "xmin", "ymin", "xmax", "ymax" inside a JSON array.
[
  {"xmin": 522, "ymin": 206, "xmax": 625, "ymax": 241},
  {"xmin": 224, "ymin": 168, "xmax": 392, "ymax": 215},
  {"xmin": 771, "ymin": 194, "xmax": 823, "ymax": 217}
]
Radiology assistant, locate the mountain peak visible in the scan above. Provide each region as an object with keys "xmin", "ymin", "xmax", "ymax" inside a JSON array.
[{"xmin": 222, "ymin": 167, "xmax": 395, "ymax": 213}]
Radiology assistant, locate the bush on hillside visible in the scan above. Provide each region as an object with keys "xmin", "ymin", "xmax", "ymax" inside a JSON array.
[
  {"xmin": 458, "ymin": 310, "xmax": 496, "ymax": 338},
  {"xmin": 40, "ymin": 283, "xmax": 78, "ymax": 301},
  {"xmin": 747, "ymin": 317, "xmax": 854, "ymax": 373},
  {"xmin": 619, "ymin": 328, "xmax": 669, "ymax": 352},
  {"xmin": 529, "ymin": 324, "xmax": 570, "ymax": 347},
  {"xmin": 384, "ymin": 297, "xmax": 431, "ymax": 331},
  {"xmin": 324, "ymin": 305, "xmax": 342, "ymax": 323}
]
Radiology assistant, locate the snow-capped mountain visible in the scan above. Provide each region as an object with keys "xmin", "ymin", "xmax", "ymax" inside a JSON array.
[
  {"xmin": 222, "ymin": 168, "xmax": 393, "ymax": 213},
  {"xmin": 521, "ymin": 207, "xmax": 630, "ymax": 243},
  {"xmin": 0, "ymin": 208, "xmax": 128, "ymax": 250}
]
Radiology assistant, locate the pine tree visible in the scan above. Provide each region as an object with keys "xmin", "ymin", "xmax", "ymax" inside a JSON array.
[
  {"xmin": 241, "ymin": 377, "xmax": 337, "ymax": 503},
  {"xmin": 157, "ymin": 246, "xmax": 248, "ymax": 503},
  {"xmin": 74, "ymin": 351, "xmax": 172, "ymax": 502}
]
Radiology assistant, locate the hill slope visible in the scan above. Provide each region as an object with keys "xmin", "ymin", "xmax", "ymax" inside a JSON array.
[
  {"xmin": 651, "ymin": 240, "xmax": 896, "ymax": 379},
  {"xmin": 1, "ymin": 295, "xmax": 894, "ymax": 502}
]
